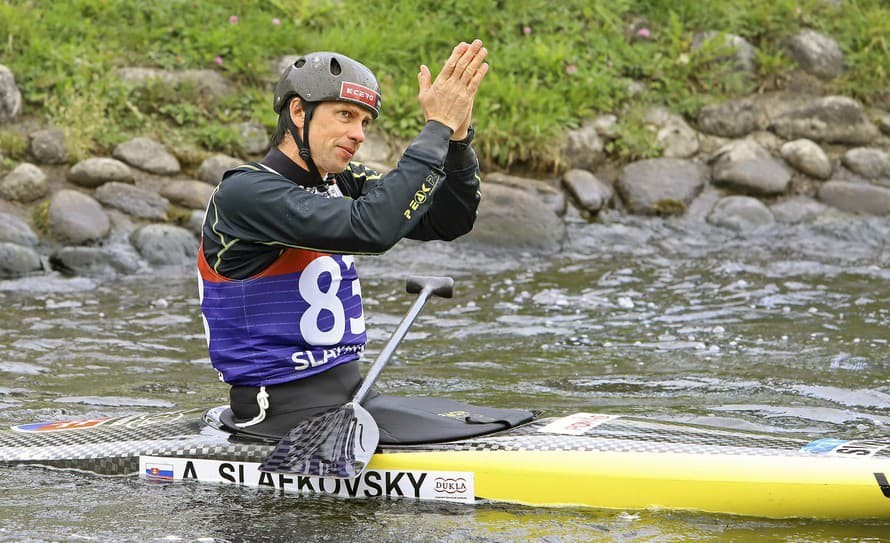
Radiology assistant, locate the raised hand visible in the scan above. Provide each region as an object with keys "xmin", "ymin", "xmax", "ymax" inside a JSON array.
[{"xmin": 417, "ymin": 40, "xmax": 489, "ymax": 140}]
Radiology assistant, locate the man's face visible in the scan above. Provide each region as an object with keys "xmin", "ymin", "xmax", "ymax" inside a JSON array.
[{"xmin": 306, "ymin": 101, "xmax": 373, "ymax": 176}]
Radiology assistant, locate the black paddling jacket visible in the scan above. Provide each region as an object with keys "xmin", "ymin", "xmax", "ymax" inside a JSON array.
[{"xmin": 198, "ymin": 120, "xmax": 480, "ymax": 387}]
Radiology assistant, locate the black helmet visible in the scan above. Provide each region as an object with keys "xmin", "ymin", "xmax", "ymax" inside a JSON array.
[{"xmin": 274, "ymin": 52, "xmax": 381, "ymax": 118}]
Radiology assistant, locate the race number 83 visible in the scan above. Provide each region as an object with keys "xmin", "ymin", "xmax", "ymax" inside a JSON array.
[{"xmin": 298, "ymin": 255, "xmax": 365, "ymax": 345}]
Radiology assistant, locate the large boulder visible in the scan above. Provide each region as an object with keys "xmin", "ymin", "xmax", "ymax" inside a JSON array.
[
  {"xmin": 616, "ymin": 158, "xmax": 709, "ymax": 215},
  {"xmin": 818, "ymin": 181, "xmax": 890, "ymax": 215},
  {"xmin": 707, "ymin": 195, "xmax": 775, "ymax": 232},
  {"xmin": 769, "ymin": 96, "xmax": 880, "ymax": 145},
  {"xmin": 710, "ymin": 140, "xmax": 791, "ymax": 195},
  {"xmin": 697, "ymin": 98, "xmax": 767, "ymax": 138},
  {"xmin": 68, "ymin": 157, "xmax": 134, "ymax": 188},
  {"xmin": 47, "ymin": 189, "xmax": 111, "ymax": 244},
  {"xmin": 130, "ymin": 224, "xmax": 198, "ymax": 265},
  {"xmin": 0, "ymin": 163, "xmax": 48, "ymax": 203},
  {"xmin": 785, "ymin": 29, "xmax": 845, "ymax": 80},
  {"xmin": 29, "ymin": 128, "xmax": 69, "ymax": 164},
  {"xmin": 779, "ymin": 139, "xmax": 833, "ymax": 180},
  {"xmin": 95, "ymin": 182, "xmax": 170, "ymax": 220},
  {"xmin": 0, "ymin": 65, "xmax": 22, "ymax": 123},
  {"xmin": 113, "ymin": 137, "xmax": 181, "ymax": 175}
]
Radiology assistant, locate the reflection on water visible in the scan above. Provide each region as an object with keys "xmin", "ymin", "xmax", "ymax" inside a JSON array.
[{"xmin": 0, "ymin": 213, "xmax": 888, "ymax": 541}]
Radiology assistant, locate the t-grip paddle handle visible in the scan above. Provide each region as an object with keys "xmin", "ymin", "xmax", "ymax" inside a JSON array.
[{"xmin": 352, "ymin": 275, "xmax": 454, "ymax": 404}]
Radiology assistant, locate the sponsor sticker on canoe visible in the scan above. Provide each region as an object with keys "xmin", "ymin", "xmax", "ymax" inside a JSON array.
[
  {"xmin": 12, "ymin": 418, "xmax": 112, "ymax": 433},
  {"xmin": 538, "ymin": 413, "xmax": 620, "ymax": 435},
  {"xmin": 802, "ymin": 438, "xmax": 890, "ymax": 457},
  {"xmin": 138, "ymin": 456, "xmax": 475, "ymax": 504}
]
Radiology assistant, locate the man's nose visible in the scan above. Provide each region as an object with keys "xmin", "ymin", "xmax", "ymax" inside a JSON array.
[{"xmin": 348, "ymin": 122, "xmax": 366, "ymax": 143}]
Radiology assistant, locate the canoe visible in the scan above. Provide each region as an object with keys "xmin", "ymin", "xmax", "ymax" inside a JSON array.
[{"xmin": 2, "ymin": 406, "xmax": 889, "ymax": 519}]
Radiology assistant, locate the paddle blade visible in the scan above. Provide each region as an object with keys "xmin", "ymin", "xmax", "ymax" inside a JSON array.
[{"xmin": 258, "ymin": 402, "xmax": 379, "ymax": 479}]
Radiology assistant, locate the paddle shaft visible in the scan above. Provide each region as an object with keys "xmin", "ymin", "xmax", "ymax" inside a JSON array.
[{"xmin": 352, "ymin": 275, "xmax": 454, "ymax": 404}]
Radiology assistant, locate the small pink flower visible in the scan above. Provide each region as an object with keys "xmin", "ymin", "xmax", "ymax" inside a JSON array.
[
  {"xmin": 565, "ymin": 64, "xmax": 577, "ymax": 75},
  {"xmin": 228, "ymin": 15, "xmax": 239, "ymax": 24},
  {"xmin": 214, "ymin": 56, "xmax": 224, "ymax": 66},
  {"xmin": 272, "ymin": 18, "xmax": 281, "ymax": 26},
  {"xmin": 523, "ymin": 26, "xmax": 532, "ymax": 35},
  {"xmin": 637, "ymin": 28, "xmax": 651, "ymax": 38}
]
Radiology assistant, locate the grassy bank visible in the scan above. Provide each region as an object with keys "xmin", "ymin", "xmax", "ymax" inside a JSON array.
[{"xmin": 1, "ymin": 0, "xmax": 887, "ymax": 173}]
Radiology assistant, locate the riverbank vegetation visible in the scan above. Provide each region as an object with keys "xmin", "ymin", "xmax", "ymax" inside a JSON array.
[{"xmin": 0, "ymin": 0, "xmax": 887, "ymax": 172}]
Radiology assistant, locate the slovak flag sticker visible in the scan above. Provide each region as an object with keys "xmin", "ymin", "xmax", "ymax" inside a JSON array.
[{"xmin": 145, "ymin": 463, "xmax": 175, "ymax": 481}]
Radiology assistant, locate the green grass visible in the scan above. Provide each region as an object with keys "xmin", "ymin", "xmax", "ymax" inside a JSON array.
[{"xmin": 1, "ymin": 0, "xmax": 887, "ymax": 172}]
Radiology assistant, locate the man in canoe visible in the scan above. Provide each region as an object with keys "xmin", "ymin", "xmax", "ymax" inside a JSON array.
[{"xmin": 198, "ymin": 41, "xmax": 532, "ymax": 443}]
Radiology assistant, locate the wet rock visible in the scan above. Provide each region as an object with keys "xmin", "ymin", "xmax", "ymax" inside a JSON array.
[
  {"xmin": 67, "ymin": 157, "xmax": 134, "ymax": 188},
  {"xmin": 116, "ymin": 67, "xmax": 233, "ymax": 98},
  {"xmin": 779, "ymin": 139, "xmax": 833, "ymax": 180},
  {"xmin": 785, "ymin": 29, "xmax": 845, "ymax": 80},
  {"xmin": 95, "ymin": 182, "xmax": 169, "ymax": 220},
  {"xmin": 486, "ymin": 172, "xmax": 566, "ymax": 216},
  {"xmin": 697, "ymin": 98, "xmax": 767, "ymax": 138},
  {"xmin": 0, "ymin": 65, "xmax": 22, "ymax": 123},
  {"xmin": 692, "ymin": 32, "xmax": 757, "ymax": 73},
  {"xmin": 50, "ymin": 246, "xmax": 142, "ymax": 276},
  {"xmin": 197, "ymin": 154, "xmax": 243, "ymax": 185},
  {"xmin": 0, "ymin": 212, "xmax": 39, "ymax": 247},
  {"xmin": 770, "ymin": 196, "xmax": 830, "ymax": 224},
  {"xmin": 130, "ymin": 223, "xmax": 198, "ymax": 265},
  {"xmin": 160, "ymin": 179, "xmax": 215, "ymax": 210},
  {"xmin": 818, "ymin": 181, "xmax": 890, "ymax": 215},
  {"xmin": 562, "ymin": 169, "xmax": 613, "ymax": 214},
  {"xmin": 0, "ymin": 241, "xmax": 41, "ymax": 277},
  {"xmin": 616, "ymin": 158, "xmax": 708, "ymax": 215},
  {"xmin": 563, "ymin": 121, "xmax": 605, "ymax": 171},
  {"xmin": 113, "ymin": 137, "xmax": 181, "ymax": 175},
  {"xmin": 0, "ymin": 163, "xmax": 48, "ymax": 203},
  {"xmin": 710, "ymin": 140, "xmax": 791, "ymax": 195},
  {"xmin": 29, "ymin": 128, "xmax": 69, "ymax": 164},
  {"xmin": 707, "ymin": 195, "xmax": 775, "ymax": 232},
  {"xmin": 463, "ymin": 182, "xmax": 565, "ymax": 252},
  {"xmin": 841, "ymin": 148, "xmax": 890, "ymax": 179},
  {"xmin": 48, "ymin": 189, "xmax": 111, "ymax": 244},
  {"xmin": 769, "ymin": 96, "xmax": 880, "ymax": 145},
  {"xmin": 238, "ymin": 121, "xmax": 269, "ymax": 155}
]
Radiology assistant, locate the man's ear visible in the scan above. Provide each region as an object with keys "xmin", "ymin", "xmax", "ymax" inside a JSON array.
[{"xmin": 289, "ymin": 99, "xmax": 306, "ymax": 131}]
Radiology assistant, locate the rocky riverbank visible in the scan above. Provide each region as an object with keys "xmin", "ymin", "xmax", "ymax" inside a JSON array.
[{"xmin": 1, "ymin": 27, "xmax": 889, "ymax": 278}]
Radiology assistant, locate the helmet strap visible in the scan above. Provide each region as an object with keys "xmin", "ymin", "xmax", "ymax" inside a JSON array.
[{"xmin": 285, "ymin": 99, "xmax": 328, "ymax": 187}]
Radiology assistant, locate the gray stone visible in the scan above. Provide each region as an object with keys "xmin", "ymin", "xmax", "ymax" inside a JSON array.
[
  {"xmin": 841, "ymin": 148, "xmax": 890, "ymax": 179},
  {"xmin": 785, "ymin": 29, "xmax": 845, "ymax": 79},
  {"xmin": 353, "ymin": 130, "xmax": 390, "ymax": 166},
  {"xmin": 48, "ymin": 189, "xmax": 111, "ymax": 244},
  {"xmin": 95, "ymin": 182, "xmax": 169, "ymax": 220},
  {"xmin": 187, "ymin": 209, "xmax": 205, "ymax": 235},
  {"xmin": 692, "ymin": 32, "xmax": 758, "ymax": 73},
  {"xmin": 238, "ymin": 121, "xmax": 269, "ymax": 155},
  {"xmin": 116, "ymin": 68, "xmax": 233, "ymax": 98},
  {"xmin": 657, "ymin": 120, "xmax": 699, "ymax": 158},
  {"xmin": 67, "ymin": 157, "xmax": 134, "ymax": 188},
  {"xmin": 616, "ymin": 158, "xmax": 709, "ymax": 215},
  {"xmin": 29, "ymin": 128, "xmax": 69, "ymax": 164},
  {"xmin": 877, "ymin": 111, "xmax": 890, "ymax": 135},
  {"xmin": 113, "ymin": 137, "xmax": 181, "ymax": 175},
  {"xmin": 818, "ymin": 181, "xmax": 890, "ymax": 215},
  {"xmin": 160, "ymin": 180, "xmax": 215, "ymax": 210},
  {"xmin": 0, "ymin": 212, "xmax": 38, "ymax": 247},
  {"xmin": 197, "ymin": 154, "xmax": 243, "ymax": 185},
  {"xmin": 563, "ymin": 121, "xmax": 605, "ymax": 171},
  {"xmin": 0, "ymin": 65, "xmax": 22, "ymax": 123},
  {"xmin": 562, "ymin": 169, "xmax": 613, "ymax": 213},
  {"xmin": 0, "ymin": 163, "xmax": 48, "ymax": 203},
  {"xmin": 780, "ymin": 139, "xmax": 833, "ymax": 180},
  {"xmin": 769, "ymin": 96, "xmax": 880, "ymax": 145},
  {"xmin": 461, "ymin": 182, "xmax": 565, "ymax": 252},
  {"xmin": 130, "ymin": 224, "xmax": 198, "ymax": 265},
  {"xmin": 50, "ymin": 246, "xmax": 141, "ymax": 276},
  {"xmin": 770, "ymin": 196, "xmax": 830, "ymax": 224},
  {"xmin": 485, "ymin": 172, "xmax": 566, "ymax": 216},
  {"xmin": 697, "ymin": 98, "xmax": 767, "ymax": 138},
  {"xmin": 710, "ymin": 140, "xmax": 791, "ymax": 195},
  {"xmin": 707, "ymin": 195, "xmax": 775, "ymax": 232},
  {"xmin": 0, "ymin": 241, "xmax": 41, "ymax": 278}
]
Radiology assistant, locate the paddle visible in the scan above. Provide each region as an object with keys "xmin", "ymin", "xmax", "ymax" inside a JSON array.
[{"xmin": 258, "ymin": 275, "xmax": 454, "ymax": 479}]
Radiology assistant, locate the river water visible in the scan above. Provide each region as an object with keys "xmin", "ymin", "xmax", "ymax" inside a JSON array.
[{"xmin": 1, "ymin": 211, "xmax": 889, "ymax": 542}]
